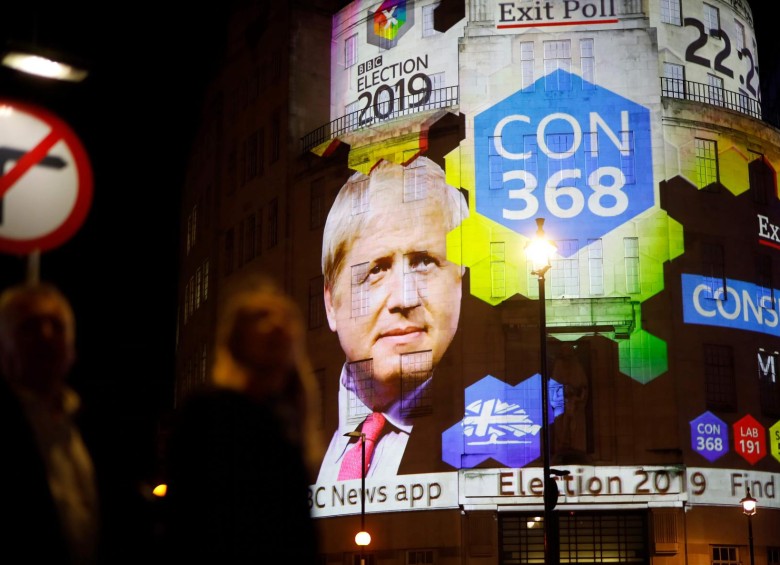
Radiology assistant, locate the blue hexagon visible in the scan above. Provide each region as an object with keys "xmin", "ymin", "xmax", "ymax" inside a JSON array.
[
  {"xmin": 442, "ymin": 374, "xmax": 562, "ymax": 469},
  {"xmin": 690, "ymin": 411, "xmax": 729, "ymax": 462},
  {"xmin": 473, "ymin": 69, "xmax": 655, "ymax": 255}
]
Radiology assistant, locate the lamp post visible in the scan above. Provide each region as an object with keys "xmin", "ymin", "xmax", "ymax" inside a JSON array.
[
  {"xmin": 526, "ymin": 217, "xmax": 558, "ymax": 565},
  {"xmin": 345, "ymin": 430, "xmax": 371, "ymax": 565},
  {"xmin": 740, "ymin": 487, "xmax": 757, "ymax": 565}
]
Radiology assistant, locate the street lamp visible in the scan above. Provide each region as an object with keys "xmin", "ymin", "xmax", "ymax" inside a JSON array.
[
  {"xmin": 526, "ymin": 217, "xmax": 558, "ymax": 565},
  {"xmin": 740, "ymin": 487, "xmax": 757, "ymax": 565},
  {"xmin": 345, "ymin": 430, "xmax": 371, "ymax": 564}
]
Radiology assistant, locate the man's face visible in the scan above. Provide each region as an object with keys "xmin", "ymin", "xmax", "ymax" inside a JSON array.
[
  {"xmin": 325, "ymin": 192, "xmax": 462, "ymax": 408},
  {"xmin": 0, "ymin": 294, "xmax": 75, "ymax": 392}
]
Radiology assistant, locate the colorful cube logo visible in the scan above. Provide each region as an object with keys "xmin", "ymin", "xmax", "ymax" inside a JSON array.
[{"xmin": 366, "ymin": 0, "xmax": 414, "ymax": 49}]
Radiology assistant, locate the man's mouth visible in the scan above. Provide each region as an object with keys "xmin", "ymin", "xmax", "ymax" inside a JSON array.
[{"xmin": 377, "ymin": 326, "xmax": 426, "ymax": 342}]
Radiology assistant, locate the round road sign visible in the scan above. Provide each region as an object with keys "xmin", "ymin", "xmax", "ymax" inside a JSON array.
[{"xmin": 0, "ymin": 99, "xmax": 93, "ymax": 254}]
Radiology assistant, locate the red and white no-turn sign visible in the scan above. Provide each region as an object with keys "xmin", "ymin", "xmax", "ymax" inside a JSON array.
[{"xmin": 0, "ymin": 99, "xmax": 93, "ymax": 254}]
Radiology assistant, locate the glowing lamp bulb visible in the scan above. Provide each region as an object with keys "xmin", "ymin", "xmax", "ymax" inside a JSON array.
[{"xmin": 355, "ymin": 531, "xmax": 371, "ymax": 546}]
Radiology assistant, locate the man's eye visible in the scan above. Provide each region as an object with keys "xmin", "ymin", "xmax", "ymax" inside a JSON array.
[{"xmin": 409, "ymin": 255, "xmax": 438, "ymax": 272}]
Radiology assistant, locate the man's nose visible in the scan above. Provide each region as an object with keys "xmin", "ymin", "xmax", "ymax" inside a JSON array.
[{"xmin": 385, "ymin": 266, "xmax": 421, "ymax": 311}]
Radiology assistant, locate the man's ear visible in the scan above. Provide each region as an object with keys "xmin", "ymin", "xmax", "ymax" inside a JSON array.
[{"xmin": 324, "ymin": 285, "xmax": 338, "ymax": 332}]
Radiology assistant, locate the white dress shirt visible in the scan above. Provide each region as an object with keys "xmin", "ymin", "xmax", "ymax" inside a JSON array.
[{"xmin": 316, "ymin": 364, "xmax": 431, "ymax": 483}]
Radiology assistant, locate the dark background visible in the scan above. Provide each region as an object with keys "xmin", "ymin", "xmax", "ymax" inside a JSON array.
[
  {"xmin": 0, "ymin": 5, "xmax": 231, "ymax": 460},
  {"xmin": 0, "ymin": 1, "xmax": 777, "ymax": 555}
]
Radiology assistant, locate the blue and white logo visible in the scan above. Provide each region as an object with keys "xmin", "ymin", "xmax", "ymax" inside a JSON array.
[
  {"xmin": 690, "ymin": 411, "xmax": 729, "ymax": 462},
  {"xmin": 473, "ymin": 69, "xmax": 654, "ymax": 255},
  {"xmin": 442, "ymin": 374, "xmax": 561, "ymax": 469}
]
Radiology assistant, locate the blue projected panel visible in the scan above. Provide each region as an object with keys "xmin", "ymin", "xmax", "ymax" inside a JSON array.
[{"xmin": 681, "ymin": 274, "xmax": 779, "ymax": 336}]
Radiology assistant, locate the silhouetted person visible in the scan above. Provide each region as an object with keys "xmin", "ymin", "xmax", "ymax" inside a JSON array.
[
  {"xmin": 164, "ymin": 276, "xmax": 323, "ymax": 564},
  {"xmin": 0, "ymin": 282, "xmax": 99, "ymax": 565}
]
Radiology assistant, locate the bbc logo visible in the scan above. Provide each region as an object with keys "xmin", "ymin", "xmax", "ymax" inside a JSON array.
[{"xmin": 358, "ymin": 56, "xmax": 383, "ymax": 76}]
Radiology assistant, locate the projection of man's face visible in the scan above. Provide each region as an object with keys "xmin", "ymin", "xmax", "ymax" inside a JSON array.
[{"xmin": 325, "ymin": 174, "xmax": 462, "ymax": 409}]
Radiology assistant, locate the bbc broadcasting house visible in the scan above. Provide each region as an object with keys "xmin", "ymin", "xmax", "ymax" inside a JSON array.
[{"xmin": 175, "ymin": 0, "xmax": 780, "ymax": 564}]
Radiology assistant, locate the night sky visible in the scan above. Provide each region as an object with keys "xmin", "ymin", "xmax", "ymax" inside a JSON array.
[{"xmin": 0, "ymin": 0, "xmax": 777, "ymax": 475}]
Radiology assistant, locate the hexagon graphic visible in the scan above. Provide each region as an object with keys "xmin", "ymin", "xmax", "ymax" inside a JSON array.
[
  {"xmin": 442, "ymin": 374, "xmax": 561, "ymax": 469},
  {"xmin": 617, "ymin": 329, "xmax": 668, "ymax": 383},
  {"xmin": 733, "ymin": 414, "xmax": 766, "ymax": 465},
  {"xmin": 473, "ymin": 69, "xmax": 655, "ymax": 256},
  {"xmin": 366, "ymin": 0, "xmax": 414, "ymax": 49},
  {"xmin": 718, "ymin": 145, "xmax": 750, "ymax": 195},
  {"xmin": 690, "ymin": 411, "xmax": 729, "ymax": 462},
  {"xmin": 770, "ymin": 420, "xmax": 780, "ymax": 464}
]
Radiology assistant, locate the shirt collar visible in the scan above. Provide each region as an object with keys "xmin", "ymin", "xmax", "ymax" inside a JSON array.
[{"xmin": 337, "ymin": 363, "xmax": 431, "ymax": 434}]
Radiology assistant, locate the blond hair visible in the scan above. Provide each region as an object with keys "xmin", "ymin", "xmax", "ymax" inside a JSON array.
[{"xmin": 321, "ymin": 156, "xmax": 468, "ymax": 289}]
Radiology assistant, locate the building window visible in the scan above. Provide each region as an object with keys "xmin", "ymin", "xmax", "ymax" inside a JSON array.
[
  {"xmin": 352, "ymin": 555, "xmax": 376, "ymax": 565},
  {"xmin": 351, "ymin": 262, "xmax": 370, "ymax": 318},
  {"xmin": 758, "ymin": 349, "xmax": 780, "ymax": 417},
  {"xmin": 543, "ymin": 40, "xmax": 571, "ymax": 91},
  {"xmin": 244, "ymin": 213, "xmax": 256, "ymax": 263},
  {"xmin": 308, "ymin": 276, "xmax": 325, "ymax": 329},
  {"xmin": 624, "ymin": 237, "xmax": 640, "ymax": 294},
  {"xmin": 422, "ymin": 3, "xmax": 439, "ymax": 37},
  {"xmin": 734, "ymin": 20, "xmax": 745, "ymax": 53},
  {"xmin": 520, "ymin": 41, "xmax": 535, "ymax": 91},
  {"xmin": 703, "ymin": 3, "xmax": 720, "ymax": 35},
  {"xmin": 186, "ymin": 204, "xmax": 198, "ymax": 254},
  {"xmin": 183, "ymin": 281, "xmax": 190, "ymax": 323},
  {"xmin": 749, "ymin": 151, "xmax": 774, "ymax": 205},
  {"xmin": 695, "ymin": 138, "xmax": 719, "ymax": 189},
  {"xmin": 246, "ymin": 131, "xmax": 258, "ymax": 180},
  {"xmin": 407, "ymin": 549, "xmax": 434, "ymax": 564},
  {"xmin": 194, "ymin": 266, "xmax": 202, "ymax": 311},
  {"xmin": 704, "ymin": 345, "xmax": 736, "ymax": 411},
  {"xmin": 489, "ymin": 136, "xmax": 504, "ymax": 190},
  {"xmin": 701, "ymin": 242, "xmax": 725, "ymax": 300},
  {"xmin": 404, "ymin": 161, "xmax": 427, "ymax": 202},
  {"xmin": 255, "ymin": 208, "xmax": 263, "ymax": 255},
  {"xmin": 501, "ymin": 511, "xmax": 647, "ymax": 564},
  {"xmin": 768, "ymin": 547, "xmax": 780, "ymax": 565},
  {"xmin": 588, "ymin": 238, "xmax": 604, "ymax": 295},
  {"xmin": 270, "ymin": 113, "xmax": 281, "ymax": 163},
  {"xmin": 712, "ymin": 546, "xmax": 739, "ymax": 565},
  {"xmin": 491, "ymin": 242, "xmax": 507, "ymax": 298},
  {"xmin": 202, "ymin": 259, "xmax": 209, "ymax": 302},
  {"xmin": 346, "ymin": 359, "xmax": 373, "ymax": 424},
  {"xmin": 345, "ymin": 34, "xmax": 358, "ymax": 68},
  {"xmin": 226, "ymin": 147, "xmax": 237, "ymax": 195},
  {"xmin": 707, "ymin": 73, "xmax": 724, "ymax": 107},
  {"xmin": 237, "ymin": 219, "xmax": 245, "ymax": 268},
  {"xmin": 310, "ymin": 180, "xmax": 326, "ymax": 229},
  {"xmin": 400, "ymin": 350, "xmax": 433, "ymax": 416},
  {"xmin": 188, "ymin": 276, "xmax": 195, "ymax": 319},
  {"xmin": 238, "ymin": 139, "xmax": 246, "ymax": 186},
  {"xmin": 428, "ymin": 71, "xmax": 445, "ymax": 107},
  {"xmin": 351, "ymin": 177, "xmax": 370, "ymax": 215},
  {"xmin": 660, "ymin": 0, "xmax": 682, "ymax": 25},
  {"xmin": 224, "ymin": 228, "xmax": 235, "ymax": 276},
  {"xmin": 546, "ymin": 133, "xmax": 576, "ymax": 185},
  {"xmin": 257, "ymin": 128, "xmax": 265, "ymax": 177},
  {"xmin": 551, "ymin": 239, "xmax": 579, "ymax": 298},
  {"xmin": 345, "ymin": 99, "xmax": 361, "ymax": 131},
  {"xmin": 580, "ymin": 38, "xmax": 595, "ymax": 88},
  {"xmin": 620, "ymin": 130, "xmax": 636, "ymax": 185},
  {"xmin": 267, "ymin": 199, "xmax": 278, "ymax": 248},
  {"xmin": 663, "ymin": 62, "xmax": 685, "ymax": 98}
]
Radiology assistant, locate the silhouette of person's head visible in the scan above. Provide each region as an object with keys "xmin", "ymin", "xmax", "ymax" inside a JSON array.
[{"xmin": 0, "ymin": 283, "xmax": 75, "ymax": 398}]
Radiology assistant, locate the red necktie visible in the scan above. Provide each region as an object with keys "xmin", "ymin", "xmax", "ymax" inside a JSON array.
[{"xmin": 338, "ymin": 412, "xmax": 386, "ymax": 480}]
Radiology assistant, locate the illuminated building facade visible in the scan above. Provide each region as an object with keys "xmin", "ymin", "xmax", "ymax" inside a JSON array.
[{"xmin": 176, "ymin": 0, "xmax": 780, "ymax": 563}]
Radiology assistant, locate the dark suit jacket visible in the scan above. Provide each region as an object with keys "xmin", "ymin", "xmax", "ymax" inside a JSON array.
[
  {"xmin": 0, "ymin": 378, "xmax": 71, "ymax": 564},
  {"xmin": 163, "ymin": 388, "xmax": 319, "ymax": 564}
]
